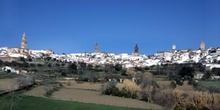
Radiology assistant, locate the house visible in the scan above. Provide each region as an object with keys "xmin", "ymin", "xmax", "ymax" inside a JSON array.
[{"xmin": 1, "ymin": 66, "xmax": 19, "ymax": 74}]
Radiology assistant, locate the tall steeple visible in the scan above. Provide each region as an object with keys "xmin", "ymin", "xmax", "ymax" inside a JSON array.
[
  {"xmin": 134, "ymin": 43, "xmax": 139, "ymax": 56},
  {"xmin": 21, "ymin": 32, "xmax": 27, "ymax": 49},
  {"xmin": 94, "ymin": 43, "xmax": 99, "ymax": 53},
  {"xmin": 200, "ymin": 41, "xmax": 205, "ymax": 51}
]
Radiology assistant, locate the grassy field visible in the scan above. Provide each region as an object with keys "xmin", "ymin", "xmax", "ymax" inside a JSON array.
[
  {"xmin": 0, "ymin": 94, "xmax": 142, "ymax": 110},
  {"xmin": 198, "ymin": 80, "xmax": 220, "ymax": 89},
  {"xmin": 152, "ymin": 75, "xmax": 167, "ymax": 81},
  {"xmin": 0, "ymin": 72, "xmax": 19, "ymax": 79}
]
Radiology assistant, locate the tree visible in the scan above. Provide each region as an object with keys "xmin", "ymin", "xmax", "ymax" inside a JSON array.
[
  {"xmin": 170, "ymin": 81, "xmax": 177, "ymax": 89},
  {"xmin": 179, "ymin": 66, "xmax": 195, "ymax": 79},
  {"xmin": 79, "ymin": 62, "xmax": 86, "ymax": 69},
  {"xmin": 45, "ymin": 57, "xmax": 52, "ymax": 61},
  {"xmin": 61, "ymin": 63, "xmax": 65, "ymax": 67},
  {"xmin": 47, "ymin": 63, "xmax": 52, "ymax": 67},
  {"xmin": 0, "ymin": 60, "xmax": 3, "ymax": 66},
  {"xmin": 87, "ymin": 64, "xmax": 93, "ymax": 70},
  {"xmin": 213, "ymin": 59, "xmax": 218, "ymax": 63},
  {"xmin": 55, "ymin": 63, "xmax": 60, "ymax": 67},
  {"xmin": 20, "ymin": 62, "xmax": 29, "ymax": 68},
  {"xmin": 68, "ymin": 62, "xmax": 78, "ymax": 74},
  {"xmin": 19, "ymin": 57, "xmax": 25, "ymax": 62},
  {"xmin": 202, "ymin": 70, "xmax": 212, "ymax": 80},
  {"xmin": 37, "ymin": 63, "xmax": 43, "ymax": 67},
  {"xmin": 29, "ymin": 63, "xmax": 36, "ymax": 67},
  {"xmin": 115, "ymin": 64, "xmax": 122, "ymax": 71},
  {"xmin": 212, "ymin": 68, "xmax": 220, "ymax": 76}
]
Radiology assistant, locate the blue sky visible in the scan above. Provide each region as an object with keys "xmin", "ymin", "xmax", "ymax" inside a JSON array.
[{"xmin": 0, "ymin": 0, "xmax": 220, "ymax": 55}]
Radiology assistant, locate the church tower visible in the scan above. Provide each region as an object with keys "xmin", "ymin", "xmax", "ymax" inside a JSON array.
[
  {"xmin": 134, "ymin": 44, "xmax": 139, "ymax": 56},
  {"xmin": 94, "ymin": 43, "xmax": 99, "ymax": 53},
  {"xmin": 200, "ymin": 41, "xmax": 205, "ymax": 51},
  {"xmin": 21, "ymin": 32, "xmax": 27, "ymax": 49}
]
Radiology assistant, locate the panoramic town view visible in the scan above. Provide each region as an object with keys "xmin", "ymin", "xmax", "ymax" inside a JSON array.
[{"xmin": 1, "ymin": 0, "xmax": 220, "ymax": 110}]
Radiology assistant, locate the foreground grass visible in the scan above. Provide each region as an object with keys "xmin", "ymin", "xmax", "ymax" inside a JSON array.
[
  {"xmin": 0, "ymin": 72, "xmax": 19, "ymax": 79},
  {"xmin": 198, "ymin": 80, "xmax": 220, "ymax": 89},
  {"xmin": 0, "ymin": 94, "xmax": 142, "ymax": 110}
]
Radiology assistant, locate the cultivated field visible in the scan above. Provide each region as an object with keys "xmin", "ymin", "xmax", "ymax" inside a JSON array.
[
  {"xmin": 25, "ymin": 85, "xmax": 47, "ymax": 97},
  {"xmin": 26, "ymin": 80, "xmax": 162, "ymax": 110},
  {"xmin": 0, "ymin": 78, "xmax": 18, "ymax": 91},
  {"xmin": 0, "ymin": 95, "xmax": 143, "ymax": 110},
  {"xmin": 198, "ymin": 80, "xmax": 220, "ymax": 89}
]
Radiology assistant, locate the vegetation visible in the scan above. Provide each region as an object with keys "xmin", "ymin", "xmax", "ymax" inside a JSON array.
[
  {"xmin": 103, "ymin": 81, "xmax": 137, "ymax": 99},
  {"xmin": 198, "ymin": 80, "xmax": 220, "ymax": 89},
  {"xmin": 0, "ymin": 94, "xmax": 142, "ymax": 110},
  {"xmin": 195, "ymin": 80, "xmax": 220, "ymax": 93},
  {"xmin": 152, "ymin": 88, "xmax": 220, "ymax": 110},
  {"xmin": 0, "ymin": 72, "xmax": 19, "ymax": 79},
  {"xmin": 1, "ymin": 57, "xmax": 220, "ymax": 110},
  {"xmin": 44, "ymin": 83, "xmax": 63, "ymax": 97}
]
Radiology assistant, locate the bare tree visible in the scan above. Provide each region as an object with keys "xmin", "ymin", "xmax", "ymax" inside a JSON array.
[
  {"xmin": 16, "ymin": 76, "xmax": 35, "ymax": 89},
  {"xmin": 8, "ymin": 76, "xmax": 34, "ymax": 110}
]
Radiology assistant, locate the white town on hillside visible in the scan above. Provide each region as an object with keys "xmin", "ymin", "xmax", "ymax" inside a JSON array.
[{"xmin": 1, "ymin": 33, "xmax": 220, "ymax": 73}]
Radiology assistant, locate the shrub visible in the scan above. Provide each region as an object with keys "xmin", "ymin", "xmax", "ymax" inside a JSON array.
[
  {"xmin": 122, "ymin": 79, "xmax": 140, "ymax": 93},
  {"xmin": 188, "ymin": 79, "xmax": 199, "ymax": 87},
  {"xmin": 103, "ymin": 81, "xmax": 137, "ymax": 99},
  {"xmin": 153, "ymin": 89, "xmax": 177, "ymax": 109},
  {"xmin": 170, "ymin": 81, "xmax": 177, "ymax": 89},
  {"xmin": 208, "ymin": 86, "xmax": 220, "ymax": 93},
  {"xmin": 175, "ymin": 78, "xmax": 184, "ymax": 86},
  {"xmin": 44, "ymin": 83, "xmax": 62, "ymax": 97},
  {"xmin": 185, "ymin": 104, "xmax": 197, "ymax": 110},
  {"xmin": 174, "ymin": 106, "xmax": 184, "ymax": 110}
]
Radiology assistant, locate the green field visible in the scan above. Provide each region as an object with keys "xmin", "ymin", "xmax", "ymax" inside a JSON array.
[
  {"xmin": 0, "ymin": 95, "xmax": 142, "ymax": 110},
  {"xmin": 198, "ymin": 80, "xmax": 220, "ymax": 89},
  {"xmin": 0, "ymin": 72, "xmax": 19, "ymax": 79}
]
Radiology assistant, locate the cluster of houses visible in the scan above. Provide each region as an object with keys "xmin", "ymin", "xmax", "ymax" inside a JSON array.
[
  {"xmin": 1, "ymin": 43, "xmax": 220, "ymax": 69},
  {"xmin": 0, "ymin": 33, "xmax": 220, "ymax": 80}
]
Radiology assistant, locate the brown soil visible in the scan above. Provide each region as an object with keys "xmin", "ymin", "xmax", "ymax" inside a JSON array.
[
  {"xmin": 26, "ymin": 80, "xmax": 162, "ymax": 109},
  {"xmin": 25, "ymin": 85, "xmax": 47, "ymax": 97},
  {"xmin": 0, "ymin": 78, "xmax": 18, "ymax": 91},
  {"xmin": 54, "ymin": 81, "xmax": 162, "ymax": 109},
  {"xmin": 52, "ymin": 88, "xmax": 162, "ymax": 110}
]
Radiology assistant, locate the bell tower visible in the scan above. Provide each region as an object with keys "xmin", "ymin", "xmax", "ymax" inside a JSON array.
[
  {"xmin": 21, "ymin": 32, "xmax": 27, "ymax": 49},
  {"xmin": 134, "ymin": 44, "xmax": 139, "ymax": 56},
  {"xmin": 200, "ymin": 41, "xmax": 205, "ymax": 51},
  {"xmin": 94, "ymin": 43, "xmax": 99, "ymax": 53}
]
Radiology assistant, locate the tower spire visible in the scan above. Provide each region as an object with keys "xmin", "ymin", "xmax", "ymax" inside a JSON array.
[
  {"xmin": 95, "ymin": 43, "xmax": 99, "ymax": 53},
  {"xmin": 21, "ymin": 32, "xmax": 27, "ymax": 49},
  {"xmin": 200, "ymin": 41, "xmax": 205, "ymax": 51},
  {"xmin": 134, "ymin": 43, "xmax": 139, "ymax": 56}
]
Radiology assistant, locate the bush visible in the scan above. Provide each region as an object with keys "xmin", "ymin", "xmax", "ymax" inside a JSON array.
[
  {"xmin": 170, "ymin": 81, "xmax": 177, "ymax": 89},
  {"xmin": 175, "ymin": 78, "xmax": 184, "ymax": 86},
  {"xmin": 174, "ymin": 106, "xmax": 184, "ymax": 110},
  {"xmin": 153, "ymin": 89, "xmax": 177, "ymax": 109},
  {"xmin": 103, "ymin": 82, "xmax": 137, "ymax": 99},
  {"xmin": 122, "ymin": 79, "xmax": 140, "ymax": 93},
  {"xmin": 208, "ymin": 86, "xmax": 220, "ymax": 93},
  {"xmin": 44, "ymin": 83, "xmax": 63, "ymax": 97},
  {"xmin": 186, "ymin": 104, "xmax": 197, "ymax": 110},
  {"xmin": 188, "ymin": 79, "xmax": 198, "ymax": 87}
]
